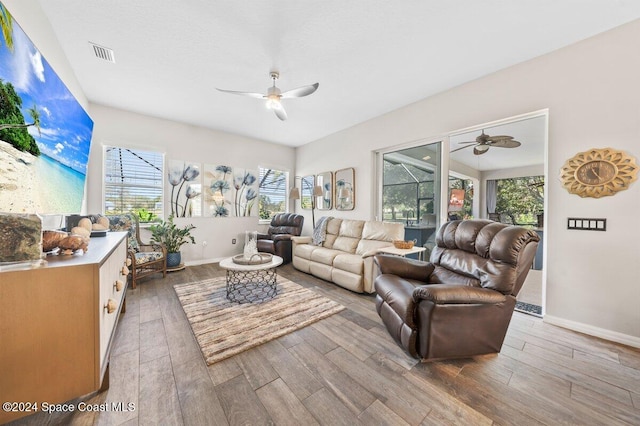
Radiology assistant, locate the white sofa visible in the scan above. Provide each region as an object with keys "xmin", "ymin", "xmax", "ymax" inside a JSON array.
[{"xmin": 291, "ymin": 218, "xmax": 404, "ymax": 293}]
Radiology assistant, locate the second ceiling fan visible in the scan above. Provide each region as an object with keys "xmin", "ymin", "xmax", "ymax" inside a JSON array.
[
  {"xmin": 451, "ymin": 130, "xmax": 521, "ymax": 155},
  {"xmin": 216, "ymin": 71, "xmax": 319, "ymax": 121}
]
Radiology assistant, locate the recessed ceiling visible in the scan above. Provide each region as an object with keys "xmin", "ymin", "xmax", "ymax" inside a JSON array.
[{"xmin": 35, "ymin": 1, "xmax": 640, "ymax": 147}]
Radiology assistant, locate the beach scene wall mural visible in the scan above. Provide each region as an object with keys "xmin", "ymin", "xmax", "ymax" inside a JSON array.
[{"xmin": 0, "ymin": 2, "xmax": 93, "ymax": 214}]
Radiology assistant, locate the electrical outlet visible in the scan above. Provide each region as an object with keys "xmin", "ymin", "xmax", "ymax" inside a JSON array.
[{"xmin": 232, "ymin": 238, "xmax": 236, "ymax": 244}]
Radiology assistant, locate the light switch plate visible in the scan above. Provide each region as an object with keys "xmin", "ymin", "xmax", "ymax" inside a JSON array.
[{"xmin": 567, "ymin": 217, "xmax": 606, "ymax": 231}]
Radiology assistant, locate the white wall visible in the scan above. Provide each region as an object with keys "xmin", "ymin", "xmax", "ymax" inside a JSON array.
[
  {"xmin": 87, "ymin": 104, "xmax": 296, "ymax": 264},
  {"xmin": 296, "ymin": 20, "xmax": 640, "ymax": 345}
]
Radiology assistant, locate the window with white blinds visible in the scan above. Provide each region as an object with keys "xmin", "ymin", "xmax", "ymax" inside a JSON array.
[
  {"xmin": 258, "ymin": 167, "xmax": 288, "ymax": 220},
  {"xmin": 104, "ymin": 146, "xmax": 164, "ymax": 218}
]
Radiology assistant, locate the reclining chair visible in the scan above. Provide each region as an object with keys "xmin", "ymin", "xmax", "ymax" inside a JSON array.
[
  {"xmin": 256, "ymin": 213, "xmax": 304, "ymax": 264},
  {"xmin": 374, "ymin": 219, "xmax": 539, "ymax": 361}
]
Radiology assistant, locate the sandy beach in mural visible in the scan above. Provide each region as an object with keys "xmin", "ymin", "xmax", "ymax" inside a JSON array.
[
  {"xmin": 0, "ymin": 140, "xmax": 86, "ymax": 214},
  {"xmin": 0, "ymin": 140, "xmax": 41, "ymax": 213}
]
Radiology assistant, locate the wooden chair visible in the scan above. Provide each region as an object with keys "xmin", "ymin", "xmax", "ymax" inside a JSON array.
[{"xmin": 107, "ymin": 214, "xmax": 167, "ymax": 289}]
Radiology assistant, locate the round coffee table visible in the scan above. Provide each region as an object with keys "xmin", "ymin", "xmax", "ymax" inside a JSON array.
[{"xmin": 218, "ymin": 255, "xmax": 283, "ymax": 303}]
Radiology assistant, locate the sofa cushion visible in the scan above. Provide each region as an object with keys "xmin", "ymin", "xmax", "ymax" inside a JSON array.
[
  {"xmin": 322, "ymin": 218, "xmax": 343, "ymax": 249},
  {"xmin": 332, "ymin": 236, "xmax": 360, "ymax": 253},
  {"xmin": 356, "ymin": 239, "xmax": 394, "ymax": 256},
  {"xmin": 295, "ymin": 243, "xmax": 317, "ymax": 260},
  {"xmin": 333, "ymin": 253, "xmax": 363, "ymax": 275},
  {"xmin": 331, "ymin": 269, "xmax": 363, "ymax": 292},
  {"xmin": 361, "ymin": 221, "xmax": 404, "ymax": 241},
  {"xmin": 339, "ymin": 220, "xmax": 365, "ymax": 238},
  {"xmin": 310, "ymin": 247, "xmax": 342, "ymax": 265}
]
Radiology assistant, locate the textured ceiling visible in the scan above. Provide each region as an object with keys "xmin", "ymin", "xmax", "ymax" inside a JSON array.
[{"xmin": 36, "ymin": 1, "xmax": 640, "ymax": 147}]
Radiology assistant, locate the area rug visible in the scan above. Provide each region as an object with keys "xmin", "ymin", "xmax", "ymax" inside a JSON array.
[
  {"xmin": 515, "ymin": 301, "xmax": 542, "ymax": 316},
  {"xmin": 174, "ymin": 276, "xmax": 345, "ymax": 365}
]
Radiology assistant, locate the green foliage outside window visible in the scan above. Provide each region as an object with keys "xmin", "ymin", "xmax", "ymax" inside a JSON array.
[
  {"xmin": 258, "ymin": 168, "xmax": 287, "ymax": 220},
  {"xmin": 495, "ymin": 176, "xmax": 544, "ymax": 225}
]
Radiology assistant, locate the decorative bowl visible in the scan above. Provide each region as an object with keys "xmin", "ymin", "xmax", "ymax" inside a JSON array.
[
  {"xmin": 231, "ymin": 252, "xmax": 273, "ymax": 265},
  {"xmin": 393, "ymin": 240, "xmax": 415, "ymax": 249}
]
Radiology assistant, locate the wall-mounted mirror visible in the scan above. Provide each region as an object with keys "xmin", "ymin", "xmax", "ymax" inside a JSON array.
[
  {"xmin": 301, "ymin": 175, "xmax": 314, "ymax": 210},
  {"xmin": 316, "ymin": 171, "xmax": 333, "ymax": 210},
  {"xmin": 335, "ymin": 167, "xmax": 355, "ymax": 210}
]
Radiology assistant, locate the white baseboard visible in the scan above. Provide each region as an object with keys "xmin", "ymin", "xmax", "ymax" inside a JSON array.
[{"xmin": 544, "ymin": 315, "xmax": 640, "ymax": 349}]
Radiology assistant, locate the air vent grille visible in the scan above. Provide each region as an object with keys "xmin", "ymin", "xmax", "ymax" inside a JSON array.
[{"xmin": 90, "ymin": 42, "xmax": 115, "ymax": 63}]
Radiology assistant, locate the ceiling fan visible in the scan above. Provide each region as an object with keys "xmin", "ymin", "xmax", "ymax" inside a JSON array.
[
  {"xmin": 216, "ymin": 71, "xmax": 319, "ymax": 121},
  {"xmin": 451, "ymin": 130, "xmax": 521, "ymax": 155}
]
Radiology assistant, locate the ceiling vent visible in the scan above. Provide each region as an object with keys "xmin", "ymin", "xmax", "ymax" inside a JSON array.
[{"xmin": 90, "ymin": 42, "xmax": 115, "ymax": 63}]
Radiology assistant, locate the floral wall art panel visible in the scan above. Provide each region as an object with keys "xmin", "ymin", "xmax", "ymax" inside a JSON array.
[
  {"xmin": 232, "ymin": 167, "xmax": 259, "ymax": 217},
  {"xmin": 167, "ymin": 160, "xmax": 201, "ymax": 217},
  {"xmin": 203, "ymin": 164, "xmax": 232, "ymax": 217}
]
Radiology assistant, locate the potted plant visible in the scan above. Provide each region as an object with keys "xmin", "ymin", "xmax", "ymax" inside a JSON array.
[{"xmin": 149, "ymin": 215, "xmax": 196, "ymax": 268}]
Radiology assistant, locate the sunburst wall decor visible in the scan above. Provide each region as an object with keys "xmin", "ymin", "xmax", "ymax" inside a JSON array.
[{"xmin": 560, "ymin": 148, "xmax": 638, "ymax": 198}]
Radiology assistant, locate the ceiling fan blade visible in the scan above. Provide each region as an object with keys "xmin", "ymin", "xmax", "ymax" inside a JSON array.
[
  {"xmin": 273, "ymin": 103, "xmax": 288, "ymax": 121},
  {"xmin": 216, "ymin": 88, "xmax": 265, "ymax": 99},
  {"xmin": 457, "ymin": 141, "xmax": 477, "ymax": 145},
  {"xmin": 451, "ymin": 144, "xmax": 475, "ymax": 153},
  {"xmin": 485, "ymin": 135, "xmax": 513, "ymax": 142},
  {"xmin": 280, "ymin": 83, "xmax": 319, "ymax": 99},
  {"xmin": 490, "ymin": 139, "xmax": 521, "ymax": 148}
]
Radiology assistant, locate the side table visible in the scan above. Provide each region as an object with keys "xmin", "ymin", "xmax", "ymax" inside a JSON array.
[
  {"xmin": 378, "ymin": 245, "xmax": 427, "ymax": 261},
  {"xmin": 218, "ymin": 255, "xmax": 283, "ymax": 303}
]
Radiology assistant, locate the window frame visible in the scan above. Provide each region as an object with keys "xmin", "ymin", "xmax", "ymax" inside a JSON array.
[
  {"xmin": 257, "ymin": 165, "xmax": 290, "ymax": 224},
  {"xmin": 102, "ymin": 144, "xmax": 165, "ymax": 220}
]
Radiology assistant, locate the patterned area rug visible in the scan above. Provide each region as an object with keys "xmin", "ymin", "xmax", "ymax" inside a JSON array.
[
  {"xmin": 515, "ymin": 301, "xmax": 542, "ymax": 316},
  {"xmin": 174, "ymin": 276, "xmax": 345, "ymax": 365}
]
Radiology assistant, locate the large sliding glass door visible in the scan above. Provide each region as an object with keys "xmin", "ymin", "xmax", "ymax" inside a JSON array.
[{"xmin": 380, "ymin": 141, "xmax": 442, "ymax": 255}]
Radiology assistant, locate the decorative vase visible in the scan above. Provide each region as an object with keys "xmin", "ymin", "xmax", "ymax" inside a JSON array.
[
  {"xmin": 244, "ymin": 231, "xmax": 258, "ymax": 260},
  {"xmin": 167, "ymin": 251, "xmax": 181, "ymax": 268}
]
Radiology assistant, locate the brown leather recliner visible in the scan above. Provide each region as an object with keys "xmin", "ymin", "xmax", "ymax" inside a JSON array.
[
  {"xmin": 257, "ymin": 213, "xmax": 304, "ymax": 264},
  {"xmin": 374, "ymin": 219, "xmax": 539, "ymax": 361}
]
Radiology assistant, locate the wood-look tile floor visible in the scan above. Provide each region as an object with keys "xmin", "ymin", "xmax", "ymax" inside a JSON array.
[{"xmin": 10, "ymin": 263, "xmax": 640, "ymax": 425}]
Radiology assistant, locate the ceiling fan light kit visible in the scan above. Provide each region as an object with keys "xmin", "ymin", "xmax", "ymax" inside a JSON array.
[{"xmin": 217, "ymin": 71, "xmax": 318, "ymax": 121}]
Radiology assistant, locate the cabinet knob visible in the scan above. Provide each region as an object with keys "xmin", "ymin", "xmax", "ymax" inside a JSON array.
[
  {"xmin": 121, "ymin": 265, "xmax": 130, "ymax": 275},
  {"xmin": 114, "ymin": 280, "xmax": 124, "ymax": 292},
  {"xmin": 104, "ymin": 299, "xmax": 117, "ymax": 314}
]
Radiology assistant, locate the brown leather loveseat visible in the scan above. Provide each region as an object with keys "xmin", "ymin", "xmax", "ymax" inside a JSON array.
[
  {"xmin": 256, "ymin": 213, "xmax": 304, "ymax": 264},
  {"xmin": 374, "ymin": 219, "xmax": 539, "ymax": 361}
]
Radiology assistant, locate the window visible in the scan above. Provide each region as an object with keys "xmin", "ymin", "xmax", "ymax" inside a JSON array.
[
  {"xmin": 104, "ymin": 146, "xmax": 164, "ymax": 220},
  {"xmin": 258, "ymin": 167, "xmax": 288, "ymax": 220},
  {"xmin": 495, "ymin": 175, "xmax": 544, "ymax": 225},
  {"xmin": 380, "ymin": 141, "xmax": 442, "ymax": 250},
  {"xmin": 382, "ymin": 143, "xmax": 441, "ymax": 226}
]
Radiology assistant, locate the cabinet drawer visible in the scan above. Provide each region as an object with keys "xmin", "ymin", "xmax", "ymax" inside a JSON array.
[{"xmin": 99, "ymin": 238, "xmax": 128, "ymax": 370}]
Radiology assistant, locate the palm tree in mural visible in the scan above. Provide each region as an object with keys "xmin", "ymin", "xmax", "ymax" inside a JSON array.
[
  {"xmin": 0, "ymin": 4, "xmax": 14, "ymax": 52},
  {"xmin": 0, "ymin": 104, "xmax": 41, "ymax": 135}
]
